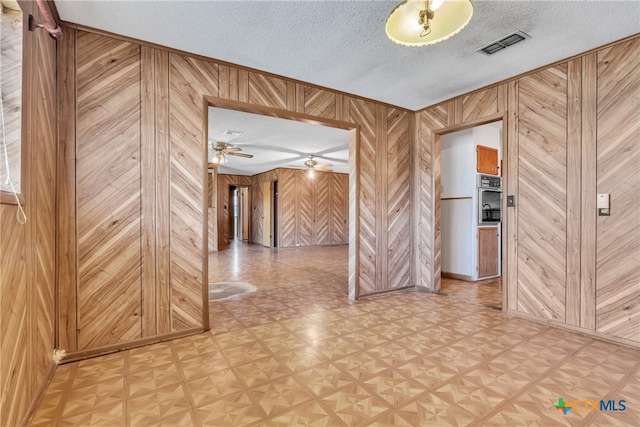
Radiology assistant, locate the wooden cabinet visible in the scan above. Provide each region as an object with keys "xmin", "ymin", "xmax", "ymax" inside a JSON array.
[
  {"xmin": 477, "ymin": 145, "xmax": 499, "ymax": 175},
  {"xmin": 478, "ymin": 226, "xmax": 499, "ymax": 278}
]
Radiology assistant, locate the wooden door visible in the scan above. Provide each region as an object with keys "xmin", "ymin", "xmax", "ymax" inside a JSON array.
[
  {"xmin": 478, "ymin": 227, "xmax": 499, "ymax": 278},
  {"xmin": 262, "ymin": 181, "xmax": 271, "ymax": 247},
  {"xmin": 477, "ymin": 145, "xmax": 499, "ymax": 175}
]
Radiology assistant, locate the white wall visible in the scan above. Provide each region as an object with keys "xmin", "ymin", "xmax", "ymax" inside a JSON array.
[{"xmin": 441, "ymin": 129, "xmax": 474, "ymax": 198}]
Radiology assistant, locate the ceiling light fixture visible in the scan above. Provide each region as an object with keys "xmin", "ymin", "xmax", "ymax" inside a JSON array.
[
  {"xmin": 211, "ymin": 151, "xmax": 227, "ymax": 165},
  {"xmin": 385, "ymin": 0, "xmax": 473, "ymax": 47}
]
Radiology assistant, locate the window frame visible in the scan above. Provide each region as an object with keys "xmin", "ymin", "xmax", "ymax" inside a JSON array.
[{"xmin": 0, "ymin": 0, "xmax": 28, "ymax": 205}]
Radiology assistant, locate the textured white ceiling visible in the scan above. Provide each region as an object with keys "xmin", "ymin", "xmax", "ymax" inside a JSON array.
[
  {"xmin": 209, "ymin": 107, "xmax": 350, "ymax": 175},
  {"xmin": 55, "ymin": 0, "xmax": 639, "ymax": 110}
]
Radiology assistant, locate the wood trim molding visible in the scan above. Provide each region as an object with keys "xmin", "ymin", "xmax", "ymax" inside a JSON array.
[
  {"xmin": 20, "ymin": 361, "xmax": 57, "ymax": 427},
  {"xmin": 441, "ymin": 272, "xmax": 475, "ymax": 282},
  {"xmin": 441, "ymin": 197, "xmax": 472, "ymax": 201},
  {"xmin": 60, "ymin": 328, "xmax": 204, "ymax": 364},
  {"xmin": 507, "ymin": 309, "xmax": 640, "ymax": 350}
]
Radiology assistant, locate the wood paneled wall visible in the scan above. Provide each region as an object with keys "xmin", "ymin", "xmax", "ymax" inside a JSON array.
[
  {"xmin": 57, "ymin": 30, "xmax": 207, "ymax": 358},
  {"xmin": 232, "ymin": 168, "xmax": 349, "ymax": 248},
  {"xmin": 415, "ymin": 35, "xmax": 640, "ymax": 346},
  {"xmin": 0, "ymin": 2, "xmax": 57, "ymax": 425},
  {"xmin": 276, "ymin": 169, "xmax": 348, "ymax": 248},
  {"xmin": 56, "ymin": 25, "xmax": 414, "ymax": 358}
]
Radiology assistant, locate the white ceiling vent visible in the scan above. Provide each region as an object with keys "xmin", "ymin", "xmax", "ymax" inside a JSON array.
[{"xmin": 478, "ymin": 30, "xmax": 530, "ymax": 55}]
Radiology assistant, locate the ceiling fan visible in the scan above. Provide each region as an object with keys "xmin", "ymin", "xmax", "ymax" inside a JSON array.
[{"xmin": 210, "ymin": 142, "xmax": 253, "ymax": 165}]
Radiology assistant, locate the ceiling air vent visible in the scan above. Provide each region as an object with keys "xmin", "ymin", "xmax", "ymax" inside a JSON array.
[{"xmin": 478, "ymin": 30, "xmax": 530, "ymax": 55}]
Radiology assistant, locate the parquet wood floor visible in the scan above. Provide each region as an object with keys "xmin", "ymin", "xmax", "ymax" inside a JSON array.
[
  {"xmin": 440, "ymin": 277, "xmax": 503, "ymax": 309},
  {"xmin": 31, "ymin": 242, "xmax": 639, "ymax": 426}
]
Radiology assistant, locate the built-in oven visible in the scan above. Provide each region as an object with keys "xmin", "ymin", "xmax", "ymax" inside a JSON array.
[{"xmin": 478, "ymin": 175, "xmax": 502, "ymax": 224}]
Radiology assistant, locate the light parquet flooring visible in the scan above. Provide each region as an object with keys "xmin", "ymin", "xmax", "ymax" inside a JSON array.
[
  {"xmin": 440, "ymin": 277, "xmax": 503, "ymax": 309},
  {"xmin": 32, "ymin": 242, "xmax": 639, "ymax": 426}
]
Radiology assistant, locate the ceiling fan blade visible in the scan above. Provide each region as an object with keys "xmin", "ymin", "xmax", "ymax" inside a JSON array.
[
  {"xmin": 223, "ymin": 147, "xmax": 242, "ymax": 152},
  {"xmin": 226, "ymin": 152, "xmax": 253, "ymax": 158},
  {"xmin": 314, "ymin": 163, "xmax": 333, "ymax": 172}
]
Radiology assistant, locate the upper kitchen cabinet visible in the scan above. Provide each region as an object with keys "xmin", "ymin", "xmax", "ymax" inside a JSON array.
[{"xmin": 477, "ymin": 145, "xmax": 499, "ymax": 175}]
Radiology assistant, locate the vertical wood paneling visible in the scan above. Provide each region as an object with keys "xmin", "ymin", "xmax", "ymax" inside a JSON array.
[
  {"xmin": 155, "ymin": 49, "xmax": 171, "ymax": 334},
  {"xmin": 386, "ymin": 108, "xmax": 411, "ymax": 290},
  {"xmin": 375, "ymin": 105, "xmax": 388, "ymax": 291},
  {"xmin": 350, "ymin": 98, "xmax": 377, "ymax": 295},
  {"xmin": 580, "ymin": 53, "xmax": 597, "ymax": 331},
  {"xmin": 75, "ymin": 33, "xmax": 143, "ymax": 349},
  {"xmin": 506, "ymin": 80, "xmax": 519, "ymax": 311},
  {"xmin": 141, "ymin": 46, "xmax": 157, "ymax": 336},
  {"xmin": 566, "ymin": 59, "xmax": 582, "ymax": 326},
  {"xmin": 595, "ymin": 38, "xmax": 640, "ymax": 342},
  {"xmin": 516, "ymin": 65, "xmax": 567, "ymax": 321},
  {"xmin": 33, "ymin": 19, "xmax": 57, "ymax": 389},
  {"xmin": 56, "ymin": 27, "xmax": 77, "ymax": 352}
]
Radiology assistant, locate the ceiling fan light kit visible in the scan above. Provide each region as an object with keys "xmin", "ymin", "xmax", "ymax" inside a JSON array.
[{"xmin": 386, "ymin": 0, "xmax": 473, "ymax": 47}]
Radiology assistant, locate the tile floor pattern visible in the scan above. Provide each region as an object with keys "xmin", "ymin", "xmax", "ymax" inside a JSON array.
[
  {"xmin": 440, "ymin": 277, "xmax": 502, "ymax": 309},
  {"xmin": 31, "ymin": 243, "xmax": 639, "ymax": 426}
]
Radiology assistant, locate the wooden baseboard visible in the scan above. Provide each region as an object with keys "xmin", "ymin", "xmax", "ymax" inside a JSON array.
[
  {"xmin": 442, "ymin": 272, "xmax": 475, "ymax": 282},
  {"xmin": 61, "ymin": 327, "xmax": 205, "ymax": 364},
  {"xmin": 21, "ymin": 361, "xmax": 57, "ymax": 427},
  {"xmin": 507, "ymin": 309, "xmax": 640, "ymax": 349}
]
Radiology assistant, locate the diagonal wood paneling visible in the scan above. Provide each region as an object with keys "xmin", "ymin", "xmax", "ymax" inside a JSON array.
[
  {"xmin": 278, "ymin": 168, "xmax": 297, "ymax": 248},
  {"xmin": 595, "ymin": 38, "xmax": 640, "ymax": 342},
  {"xmin": 315, "ymin": 172, "xmax": 331, "ymax": 245},
  {"xmin": 462, "ymin": 87, "xmax": 498, "ymax": 123},
  {"xmin": 386, "ymin": 109, "xmax": 412, "ymax": 290},
  {"xmin": 298, "ymin": 172, "xmax": 315, "ymax": 246},
  {"xmin": 248, "ymin": 72, "xmax": 287, "ymax": 110},
  {"xmin": 75, "ymin": 33, "xmax": 142, "ymax": 349},
  {"xmin": 331, "ymin": 173, "xmax": 348, "ymax": 245},
  {"xmin": 516, "ymin": 65, "xmax": 567, "ymax": 321},
  {"xmin": 304, "ymin": 87, "xmax": 336, "ymax": 120},
  {"xmin": 169, "ymin": 53, "xmax": 216, "ymax": 330},
  {"xmin": 416, "ymin": 106, "xmax": 447, "ymax": 291},
  {"xmin": 349, "ymin": 98, "xmax": 377, "ymax": 295}
]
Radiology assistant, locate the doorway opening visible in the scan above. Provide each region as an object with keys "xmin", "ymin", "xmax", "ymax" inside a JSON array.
[
  {"xmin": 203, "ymin": 98, "xmax": 358, "ymax": 329},
  {"xmin": 229, "ymin": 185, "xmax": 250, "ymax": 242},
  {"xmin": 437, "ymin": 121, "xmax": 504, "ymax": 309}
]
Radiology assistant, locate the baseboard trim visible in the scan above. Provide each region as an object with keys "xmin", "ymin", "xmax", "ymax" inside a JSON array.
[
  {"xmin": 61, "ymin": 327, "xmax": 205, "ymax": 364},
  {"xmin": 442, "ymin": 272, "xmax": 475, "ymax": 282},
  {"xmin": 21, "ymin": 361, "xmax": 57, "ymax": 427},
  {"xmin": 507, "ymin": 309, "xmax": 639, "ymax": 349}
]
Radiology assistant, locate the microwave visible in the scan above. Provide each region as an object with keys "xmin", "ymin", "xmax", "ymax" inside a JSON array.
[{"xmin": 477, "ymin": 174, "xmax": 502, "ymax": 190}]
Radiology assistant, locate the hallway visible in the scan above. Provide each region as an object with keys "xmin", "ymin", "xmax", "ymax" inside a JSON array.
[{"xmin": 30, "ymin": 244, "xmax": 639, "ymax": 426}]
